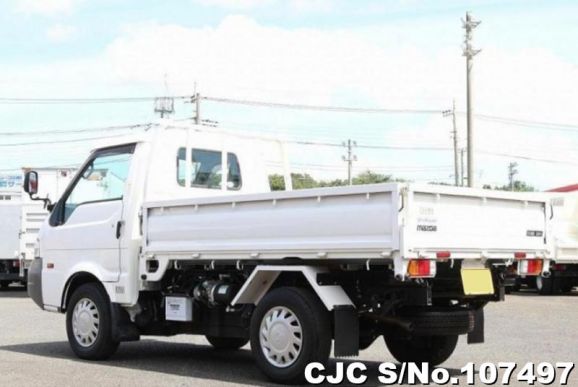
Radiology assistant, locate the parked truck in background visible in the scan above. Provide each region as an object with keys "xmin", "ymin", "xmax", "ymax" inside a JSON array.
[
  {"xmin": 25, "ymin": 123, "xmax": 552, "ymax": 383},
  {"xmin": 0, "ymin": 169, "xmax": 73, "ymax": 289},
  {"xmin": 532, "ymin": 184, "xmax": 578, "ymax": 294},
  {"xmin": 0, "ymin": 185, "xmax": 23, "ymax": 288}
]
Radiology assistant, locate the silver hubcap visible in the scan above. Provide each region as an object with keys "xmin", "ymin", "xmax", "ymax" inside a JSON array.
[
  {"xmin": 72, "ymin": 298, "xmax": 100, "ymax": 347},
  {"xmin": 259, "ymin": 306, "xmax": 303, "ymax": 368}
]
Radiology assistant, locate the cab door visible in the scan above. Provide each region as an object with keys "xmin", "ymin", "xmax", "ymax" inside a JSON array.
[{"xmin": 41, "ymin": 144, "xmax": 135, "ymax": 308}]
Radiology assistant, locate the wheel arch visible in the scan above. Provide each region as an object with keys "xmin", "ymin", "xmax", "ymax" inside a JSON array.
[
  {"xmin": 231, "ymin": 265, "xmax": 353, "ymax": 311},
  {"xmin": 61, "ymin": 271, "xmax": 102, "ymax": 311}
]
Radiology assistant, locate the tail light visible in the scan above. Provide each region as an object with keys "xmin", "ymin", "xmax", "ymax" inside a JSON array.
[
  {"xmin": 518, "ymin": 259, "xmax": 543, "ymax": 276},
  {"xmin": 436, "ymin": 251, "xmax": 451, "ymax": 259},
  {"xmin": 514, "ymin": 252, "xmax": 527, "ymax": 259},
  {"xmin": 407, "ymin": 259, "xmax": 436, "ymax": 278}
]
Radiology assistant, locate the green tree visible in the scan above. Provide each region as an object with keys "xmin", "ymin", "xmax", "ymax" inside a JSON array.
[
  {"xmin": 495, "ymin": 180, "xmax": 535, "ymax": 192},
  {"xmin": 352, "ymin": 170, "xmax": 392, "ymax": 185},
  {"xmin": 269, "ymin": 173, "xmax": 320, "ymax": 191},
  {"xmin": 269, "ymin": 170, "xmax": 402, "ymax": 191}
]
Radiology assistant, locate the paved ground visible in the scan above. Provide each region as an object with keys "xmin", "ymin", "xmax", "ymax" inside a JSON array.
[{"xmin": 0, "ymin": 286, "xmax": 576, "ymax": 386}]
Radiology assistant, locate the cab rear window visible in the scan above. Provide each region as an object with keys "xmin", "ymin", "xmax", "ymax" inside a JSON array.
[{"xmin": 176, "ymin": 148, "xmax": 242, "ymax": 190}]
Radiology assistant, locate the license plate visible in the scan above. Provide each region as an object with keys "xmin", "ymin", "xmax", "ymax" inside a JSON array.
[{"xmin": 461, "ymin": 268, "xmax": 494, "ymax": 295}]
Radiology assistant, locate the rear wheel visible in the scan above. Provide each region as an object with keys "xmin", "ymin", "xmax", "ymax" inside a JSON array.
[
  {"xmin": 536, "ymin": 276, "xmax": 554, "ymax": 295},
  {"xmin": 250, "ymin": 287, "xmax": 331, "ymax": 384},
  {"xmin": 206, "ymin": 336, "xmax": 249, "ymax": 350},
  {"xmin": 560, "ymin": 284, "xmax": 575, "ymax": 293},
  {"xmin": 385, "ymin": 335, "xmax": 458, "ymax": 365},
  {"xmin": 66, "ymin": 283, "xmax": 119, "ymax": 360}
]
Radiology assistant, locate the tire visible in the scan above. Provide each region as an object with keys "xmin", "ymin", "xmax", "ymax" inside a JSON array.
[
  {"xmin": 536, "ymin": 275, "xmax": 554, "ymax": 295},
  {"xmin": 0, "ymin": 281, "xmax": 10, "ymax": 289},
  {"xmin": 206, "ymin": 336, "xmax": 249, "ymax": 350},
  {"xmin": 561, "ymin": 285, "xmax": 575, "ymax": 293},
  {"xmin": 398, "ymin": 307, "xmax": 473, "ymax": 336},
  {"xmin": 66, "ymin": 283, "xmax": 119, "ymax": 360},
  {"xmin": 505, "ymin": 283, "xmax": 521, "ymax": 294},
  {"xmin": 250, "ymin": 287, "xmax": 331, "ymax": 384},
  {"xmin": 385, "ymin": 335, "xmax": 458, "ymax": 366}
]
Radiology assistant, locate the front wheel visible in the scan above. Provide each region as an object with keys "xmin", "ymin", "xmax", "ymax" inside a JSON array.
[
  {"xmin": 250, "ymin": 287, "xmax": 331, "ymax": 384},
  {"xmin": 66, "ymin": 283, "xmax": 119, "ymax": 360},
  {"xmin": 385, "ymin": 335, "xmax": 458, "ymax": 366},
  {"xmin": 206, "ymin": 336, "xmax": 249, "ymax": 350}
]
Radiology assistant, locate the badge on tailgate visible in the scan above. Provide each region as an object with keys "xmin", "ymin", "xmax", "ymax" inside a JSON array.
[{"xmin": 461, "ymin": 268, "xmax": 494, "ymax": 295}]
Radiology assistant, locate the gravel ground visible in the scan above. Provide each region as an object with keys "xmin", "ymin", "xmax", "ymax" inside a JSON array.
[{"xmin": 0, "ymin": 286, "xmax": 576, "ymax": 386}]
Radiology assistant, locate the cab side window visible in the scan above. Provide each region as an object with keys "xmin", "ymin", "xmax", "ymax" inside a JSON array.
[
  {"xmin": 176, "ymin": 148, "xmax": 242, "ymax": 190},
  {"xmin": 63, "ymin": 150, "xmax": 133, "ymax": 222}
]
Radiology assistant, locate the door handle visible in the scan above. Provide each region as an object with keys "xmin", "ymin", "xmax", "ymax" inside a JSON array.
[{"xmin": 116, "ymin": 220, "xmax": 124, "ymax": 239}]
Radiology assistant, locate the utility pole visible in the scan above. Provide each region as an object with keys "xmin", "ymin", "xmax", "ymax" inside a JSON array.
[
  {"xmin": 443, "ymin": 100, "xmax": 460, "ymax": 186},
  {"xmin": 342, "ymin": 139, "xmax": 357, "ymax": 185},
  {"xmin": 460, "ymin": 148, "xmax": 466, "ymax": 186},
  {"xmin": 154, "ymin": 97, "xmax": 174, "ymax": 118},
  {"xmin": 194, "ymin": 92, "xmax": 201, "ymax": 125},
  {"xmin": 508, "ymin": 162, "xmax": 518, "ymax": 191},
  {"xmin": 462, "ymin": 12, "xmax": 481, "ymax": 187}
]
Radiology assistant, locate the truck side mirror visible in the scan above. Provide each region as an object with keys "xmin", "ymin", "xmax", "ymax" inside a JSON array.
[{"xmin": 24, "ymin": 171, "xmax": 39, "ymax": 195}]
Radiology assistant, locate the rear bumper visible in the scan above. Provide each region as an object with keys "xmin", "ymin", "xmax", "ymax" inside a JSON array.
[
  {"xmin": 551, "ymin": 268, "xmax": 578, "ymax": 279},
  {"xmin": 27, "ymin": 258, "xmax": 43, "ymax": 309}
]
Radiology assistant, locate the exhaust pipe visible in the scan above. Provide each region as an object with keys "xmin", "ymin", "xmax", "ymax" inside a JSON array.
[{"xmin": 363, "ymin": 313, "xmax": 414, "ymax": 332}]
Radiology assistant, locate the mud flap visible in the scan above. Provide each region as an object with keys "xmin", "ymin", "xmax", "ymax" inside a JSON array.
[
  {"xmin": 467, "ymin": 308, "xmax": 484, "ymax": 344},
  {"xmin": 333, "ymin": 305, "xmax": 359, "ymax": 357},
  {"xmin": 111, "ymin": 303, "xmax": 140, "ymax": 342}
]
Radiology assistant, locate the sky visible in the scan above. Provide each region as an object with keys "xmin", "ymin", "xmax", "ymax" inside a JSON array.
[{"xmin": 1, "ymin": 0, "xmax": 578, "ymax": 189}]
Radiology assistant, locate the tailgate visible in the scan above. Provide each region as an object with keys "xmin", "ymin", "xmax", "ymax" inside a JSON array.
[{"xmin": 403, "ymin": 185, "xmax": 549, "ymax": 260}]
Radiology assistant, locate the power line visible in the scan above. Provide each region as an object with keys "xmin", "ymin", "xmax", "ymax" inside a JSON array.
[
  {"xmin": 474, "ymin": 114, "xmax": 578, "ymax": 132},
  {"xmin": 477, "ymin": 149, "xmax": 578, "ymax": 166},
  {"xmin": 0, "ymin": 123, "xmax": 154, "ymax": 136},
  {"xmin": 0, "ymin": 132, "xmax": 144, "ymax": 147},
  {"xmin": 0, "ymin": 96, "xmax": 189, "ymax": 104},
  {"xmin": 3, "ymin": 94, "xmax": 578, "ymax": 133},
  {"xmin": 203, "ymin": 96, "xmax": 445, "ymax": 114}
]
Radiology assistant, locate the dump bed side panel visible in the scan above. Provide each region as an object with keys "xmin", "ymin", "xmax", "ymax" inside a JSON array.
[
  {"xmin": 144, "ymin": 187, "xmax": 399, "ymax": 260},
  {"xmin": 404, "ymin": 187, "xmax": 548, "ymax": 258}
]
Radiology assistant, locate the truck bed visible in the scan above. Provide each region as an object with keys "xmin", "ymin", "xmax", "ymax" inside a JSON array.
[
  {"xmin": 549, "ymin": 193, "xmax": 578, "ymax": 263},
  {"xmin": 142, "ymin": 183, "xmax": 550, "ymax": 265}
]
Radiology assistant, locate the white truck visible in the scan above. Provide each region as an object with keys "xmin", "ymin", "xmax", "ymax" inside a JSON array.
[
  {"xmin": 25, "ymin": 123, "xmax": 551, "ymax": 383},
  {"xmin": 0, "ymin": 186, "xmax": 23, "ymax": 288},
  {"xmin": 0, "ymin": 169, "xmax": 73, "ymax": 289},
  {"xmin": 529, "ymin": 185, "xmax": 578, "ymax": 294}
]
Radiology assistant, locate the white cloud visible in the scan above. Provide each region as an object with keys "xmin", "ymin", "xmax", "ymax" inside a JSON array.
[
  {"xmin": 3, "ymin": 15, "xmax": 578, "ymax": 187},
  {"xmin": 192, "ymin": 0, "xmax": 273, "ymax": 10},
  {"xmin": 193, "ymin": 0, "xmax": 334, "ymax": 12},
  {"xmin": 14, "ymin": 0, "xmax": 84, "ymax": 16},
  {"xmin": 289, "ymin": 0, "xmax": 333, "ymax": 12},
  {"xmin": 46, "ymin": 24, "xmax": 76, "ymax": 42}
]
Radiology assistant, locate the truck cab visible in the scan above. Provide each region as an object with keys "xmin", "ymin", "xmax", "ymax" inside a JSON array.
[{"xmin": 30, "ymin": 125, "xmax": 274, "ymax": 309}]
